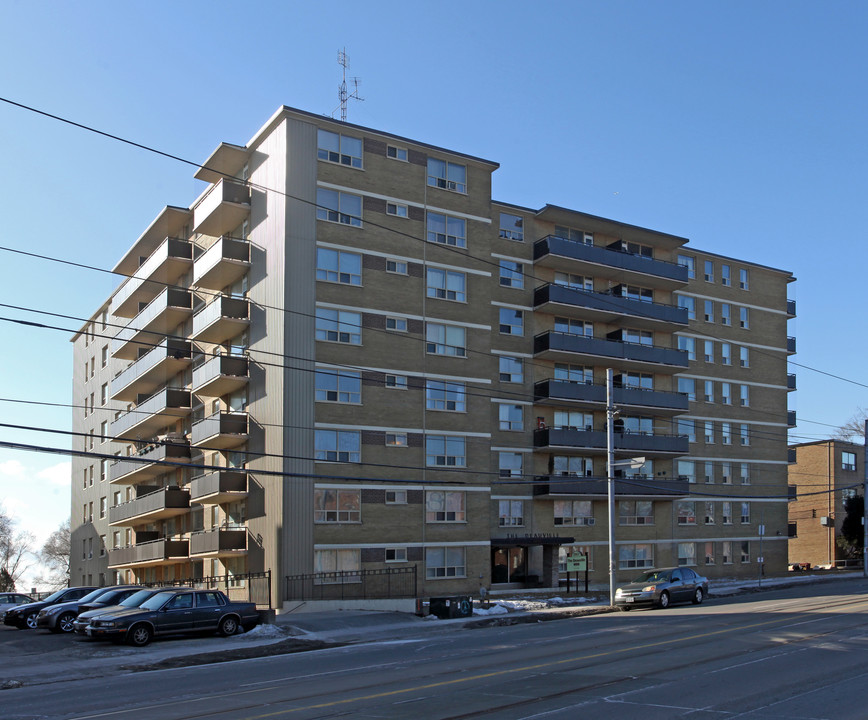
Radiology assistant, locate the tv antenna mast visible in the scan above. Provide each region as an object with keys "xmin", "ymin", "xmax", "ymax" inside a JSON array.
[{"xmin": 334, "ymin": 48, "xmax": 363, "ymax": 122}]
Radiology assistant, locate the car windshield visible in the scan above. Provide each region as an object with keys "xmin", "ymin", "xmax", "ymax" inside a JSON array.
[
  {"xmin": 120, "ymin": 590, "xmax": 154, "ymax": 607},
  {"xmin": 139, "ymin": 591, "xmax": 177, "ymax": 611},
  {"xmin": 78, "ymin": 588, "xmax": 110, "ymax": 603},
  {"xmin": 632, "ymin": 570, "xmax": 671, "ymax": 583},
  {"xmin": 39, "ymin": 589, "xmax": 69, "ymax": 603}
]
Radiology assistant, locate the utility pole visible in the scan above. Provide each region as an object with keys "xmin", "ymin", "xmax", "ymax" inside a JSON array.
[
  {"xmin": 607, "ymin": 368, "xmax": 616, "ymax": 606},
  {"xmin": 863, "ymin": 420, "xmax": 867, "ymax": 577}
]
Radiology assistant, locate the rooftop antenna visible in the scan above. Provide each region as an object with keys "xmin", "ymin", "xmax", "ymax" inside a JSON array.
[{"xmin": 334, "ymin": 48, "xmax": 363, "ymax": 122}]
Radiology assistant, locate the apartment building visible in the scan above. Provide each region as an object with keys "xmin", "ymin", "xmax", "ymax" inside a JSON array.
[
  {"xmin": 70, "ymin": 105, "xmax": 795, "ymax": 608},
  {"xmin": 788, "ymin": 440, "xmax": 862, "ymax": 567}
]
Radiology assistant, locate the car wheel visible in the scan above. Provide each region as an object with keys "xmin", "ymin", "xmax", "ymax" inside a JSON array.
[
  {"xmin": 25, "ymin": 613, "xmax": 38, "ymax": 630},
  {"xmin": 57, "ymin": 613, "xmax": 77, "ymax": 633},
  {"xmin": 218, "ymin": 616, "xmax": 239, "ymax": 637},
  {"xmin": 658, "ymin": 591, "xmax": 670, "ymax": 609},
  {"xmin": 692, "ymin": 588, "xmax": 704, "ymax": 605},
  {"xmin": 127, "ymin": 624, "xmax": 152, "ymax": 647}
]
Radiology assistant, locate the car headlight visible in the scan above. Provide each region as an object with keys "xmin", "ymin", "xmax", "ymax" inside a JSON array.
[
  {"xmin": 642, "ymin": 585, "xmax": 657, "ymax": 592},
  {"xmin": 615, "ymin": 588, "xmax": 623, "ymax": 596},
  {"xmin": 100, "ymin": 621, "xmax": 117, "ymax": 628},
  {"xmin": 45, "ymin": 607, "xmax": 63, "ymax": 616}
]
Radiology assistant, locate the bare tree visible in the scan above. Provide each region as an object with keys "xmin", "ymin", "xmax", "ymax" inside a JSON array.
[
  {"xmin": 835, "ymin": 408, "xmax": 868, "ymax": 442},
  {"xmin": 0, "ymin": 506, "xmax": 34, "ymax": 591},
  {"xmin": 38, "ymin": 518, "xmax": 71, "ymax": 590}
]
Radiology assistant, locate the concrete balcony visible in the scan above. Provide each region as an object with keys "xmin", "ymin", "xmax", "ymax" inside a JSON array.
[
  {"xmin": 109, "ymin": 441, "xmax": 191, "ymax": 485},
  {"xmin": 193, "ymin": 237, "xmax": 251, "ymax": 291},
  {"xmin": 111, "ymin": 238, "xmax": 193, "ymax": 319},
  {"xmin": 533, "ymin": 332, "xmax": 688, "ymax": 373},
  {"xmin": 111, "ymin": 339, "xmax": 191, "ymax": 402},
  {"xmin": 534, "ymin": 380, "xmax": 688, "ymax": 415},
  {"xmin": 534, "ymin": 284, "xmax": 687, "ymax": 329},
  {"xmin": 108, "ymin": 487, "xmax": 190, "ymax": 527},
  {"xmin": 110, "ymin": 388, "xmax": 192, "ymax": 440},
  {"xmin": 111, "ymin": 288, "xmax": 193, "ymax": 360},
  {"xmin": 532, "ymin": 475, "xmax": 690, "ymax": 498},
  {"xmin": 189, "ymin": 470, "xmax": 248, "ymax": 504},
  {"xmin": 107, "ymin": 538, "xmax": 189, "ymax": 568},
  {"xmin": 193, "ymin": 179, "xmax": 250, "ymax": 237},
  {"xmin": 189, "ymin": 528, "xmax": 247, "ymax": 557},
  {"xmin": 533, "ymin": 235, "xmax": 688, "ymax": 289},
  {"xmin": 191, "ymin": 411, "xmax": 248, "ymax": 450},
  {"xmin": 192, "ymin": 354, "xmax": 249, "ymax": 398},
  {"xmin": 534, "ymin": 427, "xmax": 689, "ymax": 457},
  {"xmin": 191, "ymin": 296, "xmax": 250, "ymax": 345}
]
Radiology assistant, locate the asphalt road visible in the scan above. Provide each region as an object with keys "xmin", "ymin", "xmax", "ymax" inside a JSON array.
[{"xmin": 4, "ymin": 580, "xmax": 868, "ymax": 719}]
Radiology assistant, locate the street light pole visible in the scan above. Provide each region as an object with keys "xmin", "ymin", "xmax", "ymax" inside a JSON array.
[{"xmin": 607, "ymin": 368, "xmax": 616, "ymax": 606}]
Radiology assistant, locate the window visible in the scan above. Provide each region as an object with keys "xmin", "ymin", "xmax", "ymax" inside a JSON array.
[
  {"xmin": 315, "ymin": 369, "xmax": 361, "ymax": 403},
  {"xmin": 739, "ymin": 384, "xmax": 749, "ymax": 407},
  {"xmin": 677, "ymin": 337, "xmax": 696, "ymax": 360},
  {"xmin": 385, "ymin": 547, "xmax": 407, "ymax": 563},
  {"xmin": 721, "ymin": 462, "xmax": 732, "ymax": 484},
  {"xmin": 386, "ymin": 316, "xmax": 407, "ymax": 332},
  {"xmin": 316, "ymin": 248, "xmax": 361, "ymax": 285},
  {"xmin": 677, "ymin": 501, "xmax": 696, "ymax": 525},
  {"xmin": 386, "ymin": 259, "xmax": 408, "ymax": 274},
  {"xmin": 315, "ymin": 308, "xmax": 361, "ymax": 344},
  {"xmin": 704, "ymin": 501, "xmax": 715, "ymax": 525},
  {"xmin": 100, "ymin": 420, "xmax": 108, "ymax": 442},
  {"xmin": 554, "ymin": 226, "xmax": 593, "ymax": 244},
  {"xmin": 385, "ymin": 489, "xmax": 407, "ymax": 503},
  {"xmin": 385, "ymin": 433, "xmax": 408, "ymax": 447},
  {"xmin": 499, "ymin": 213, "xmax": 523, "ymax": 241},
  {"xmin": 555, "ymin": 363, "xmax": 593, "ymax": 385},
  {"xmin": 740, "ymin": 541, "xmax": 750, "ymax": 563},
  {"xmin": 499, "ymin": 260, "xmax": 524, "ymax": 288},
  {"xmin": 317, "ymin": 129, "xmax": 362, "ymax": 168},
  {"xmin": 722, "ymin": 502, "xmax": 733, "ymax": 524},
  {"xmin": 720, "ymin": 303, "xmax": 731, "ymax": 326},
  {"xmin": 677, "ymin": 377, "xmax": 695, "ymax": 401},
  {"xmin": 721, "ymin": 382, "xmax": 731, "ymax": 405},
  {"xmin": 314, "ymin": 488, "xmax": 361, "ymax": 522},
  {"xmin": 99, "ymin": 497, "xmax": 107, "ymax": 519},
  {"xmin": 739, "ymin": 307, "xmax": 750, "ymax": 329},
  {"xmin": 386, "ymin": 145, "xmax": 407, "ymax": 161},
  {"xmin": 704, "ymin": 421, "xmax": 714, "ymax": 444},
  {"xmin": 621, "ymin": 372, "xmax": 653, "ymax": 390},
  {"xmin": 704, "ymin": 542, "xmax": 715, "ymax": 565},
  {"xmin": 721, "ymin": 343, "xmax": 731, "ymax": 365},
  {"xmin": 619, "ymin": 500, "xmax": 653, "ymax": 525},
  {"xmin": 740, "ymin": 463, "xmax": 751, "ymax": 485},
  {"xmin": 678, "ymin": 543, "xmax": 696, "ymax": 566},
  {"xmin": 555, "ymin": 317, "xmax": 593, "ymax": 337},
  {"xmin": 426, "ymin": 435, "xmax": 466, "ymax": 467},
  {"xmin": 554, "ymin": 500, "xmax": 593, "ymax": 526},
  {"xmin": 100, "ymin": 459, "xmax": 107, "ymax": 482},
  {"xmin": 427, "ymin": 268, "xmax": 466, "ymax": 301},
  {"xmin": 677, "ymin": 419, "xmax": 695, "ymax": 443},
  {"xmin": 739, "ymin": 346, "xmax": 749, "ymax": 367},
  {"xmin": 623, "ymin": 328, "xmax": 653, "ymax": 345},
  {"xmin": 678, "ymin": 255, "xmax": 695, "ymax": 279},
  {"xmin": 704, "ymin": 300, "xmax": 714, "ymax": 323},
  {"xmin": 315, "ymin": 549, "xmax": 361, "ymax": 577},
  {"xmin": 842, "ymin": 451, "xmax": 857, "ymax": 472},
  {"xmin": 722, "ymin": 540, "xmax": 732, "ymax": 564},
  {"xmin": 316, "ymin": 188, "xmax": 362, "ymax": 227},
  {"xmin": 554, "ymin": 411, "xmax": 593, "ymax": 430},
  {"xmin": 616, "ymin": 284, "xmax": 653, "ymax": 303},
  {"xmin": 426, "ymin": 547, "xmax": 466, "ymax": 579},
  {"xmin": 427, "ymin": 158, "xmax": 466, "ymax": 193},
  {"xmin": 704, "ymin": 340, "xmax": 714, "ymax": 362},
  {"xmin": 704, "ymin": 260, "xmax": 714, "ymax": 282},
  {"xmin": 740, "ymin": 424, "xmax": 750, "ymax": 446},
  {"xmin": 386, "ymin": 202, "xmax": 408, "ymax": 218},
  {"xmin": 427, "ymin": 212, "xmax": 466, "ymax": 247},
  {"xmin": 678, "ymin": 296, "xmax": 695, "ymax": 320},
  {"xmin": 553, "ymin": 455, "xmax": 592, "ymax": 477},
  {"xmin": 498, "ymin": 404, "xmax": 523, "ymax": 431},
  {"xmin": 314, "ymin": 430, "xmax": 360, "ymax": 463},
  {"xmin": 619, "ymin": 544, "xmax": 653, "ymax": 569},
  {"xmin": 721, "ymin": 422, "xmax": 732, "ymax": 445},
  {"xmin": 100, "ymin": 384, "xmax": 108, "ymax": 406},
  {"xmin": 498, "ymin": 452, "xmax": 523, "ymax": 478},
  {"xmin": 554, "ymin": 272, "xmax": 592, "ymax": 290},
  {"xmin": 426, "ymin": 380, "xmax": 466, "ymax": 412},
  {"xmin": 677, "ymin": 460, "xmax": 696, "ymax": 483},
  {"xmin": 101, "ymin": 346, "xmax": 108, "ymax": 368},
  {"xmin": 426, "ymin": 491, "xmax": 466, "ymax": 522},
  {"xmin": 739, "ymin": 268, "xmax": 749, "ymax": 290},
  {"xmin": 498, "ymin": 500, "xmax": 523, "ymax": 526},
  {"xmin": 499, "ymin": 356, "xmax": 523, "ymax": 383},
  {"xmin": 721, "ymin": 264, "xmax": 731, "ymax": 286},
  {"xmin": 499, "ymin": 308, "xmax": 523, "ymax": 336},
  {"xmin": 426, "ymin": 323, "xmax": 466, "ymax": 357},
  {"xmin": 385, "ymin": 374, "xmax": 408, "ymax": 389}
]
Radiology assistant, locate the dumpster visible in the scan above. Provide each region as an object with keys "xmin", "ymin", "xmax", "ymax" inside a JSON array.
[{"xmin": 429, "ymin": 595, "xmax": 472, "ymax": 619}]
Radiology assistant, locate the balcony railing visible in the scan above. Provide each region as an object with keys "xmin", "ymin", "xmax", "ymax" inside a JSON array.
[
  {"xmin": 112, "ymin": 237, "xmax": 193, "ymax": 318},
  {"xmin": 534, "ymin": 427, "xmax": 689, "ymax": 456},
  {"xmin": 533, "ymin": 332, "xmax": 688, "ymax": 370},
  {"xmin": 191, "ymin": 296, "xmax": 250, "ymax": 344},
  {"xmin": 111, "ymin": 339, "xmax": 191, "ymax": 402},
  {"xmin": 109, "ymin": 487, "xmax": 190, "ymax": 526},
  {"xmin": 109, "ymin": 440, "xmax": 191, "ymax": 484},
  {"xmin": 190, "ymin": 470, "xmax": 248, "ymax": 503},
  {"xmin": 193, "ymin": 236, "xmax": 251, "ymax": 290},
  {"xmin": 534, "ymin": 380, "xmax": 688, "ymax": 413},
  {"xmin": 191, "ymin": 411, "xmax": 248, "ymax": 449},
  {"xmin": 193, "ymin": 178, "xmax": 250, "ymax": 237},
  {"xmin": 110, "ymin": 388, "xmax": 192, "ymax": 439},
  {"xmin": 787, "ymin": 299, "xmax": 796, "ymax": 316},
  {"xmin": 788, "ymin": 410, "xmax": 797, "ymax": 427},
  {"xmin": 533, "ymin": 475, "xmax": 690, "ymax": 498},
  {"xmin": 190, "ymin": 528, "xmax": 247, "ymax": 556},
  {"xmin": 192, "ymin": 354, "xmax": 249, "ymax": 397},
  {"xmin": 107, "ymin": 538, "xmax": 189, "ymax": 568},
  {"xmin": 111, "ymin": 288, "xmax": 193, "ymax": 359},
  {"xmin": 534, "ymin": 284, "xmax": 687, "ymax": 327},
  {"xmin": 787, "ymin": 374, "xmax": 797, "ymax": 391}
]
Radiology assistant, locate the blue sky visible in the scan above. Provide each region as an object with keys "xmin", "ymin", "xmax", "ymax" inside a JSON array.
[{"xmin": 0, "ymin": 1, "xmax": 865, "ymax": 583}]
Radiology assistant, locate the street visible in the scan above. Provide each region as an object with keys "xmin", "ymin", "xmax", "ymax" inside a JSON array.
[{"xmin": 4, "ymin": 579, "xmax": 868, "ymax": 719}]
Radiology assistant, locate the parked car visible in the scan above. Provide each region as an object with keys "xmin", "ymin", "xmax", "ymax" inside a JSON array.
[
  {"xmin": 0, "ymin": 592, "xmax": 35, "ymax": 621},
  {"xmin": 4, "ymin": 587, "xmax": 97, "ymax": 629},
  {"xmin": 614, "ymin": 567, "xmax": 709, "ymax": 610},
  {"xmin": 86, "ymin": 588, "xmax": 259, "ymax": 646},
  {"xmin": 36, "ymin": 586, "xmax": 139, "ymax": 633},
  {"xmin": 73, "ymin": 588, "xmax": 164, "ymax": 636}
]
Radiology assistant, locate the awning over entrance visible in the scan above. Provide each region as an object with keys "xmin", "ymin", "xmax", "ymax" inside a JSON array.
[{"xmin": 490, "ymin": 535, "xmax": 575, "ymax": 547}]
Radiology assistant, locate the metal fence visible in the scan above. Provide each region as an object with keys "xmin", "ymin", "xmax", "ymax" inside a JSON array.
[
  {"xmin": 285, "ymin": 566, "xmax": 417, "ymax": 601},
  {"xmin": 151, "ymin": 570, "xmax": 272, "ymax": 608}
]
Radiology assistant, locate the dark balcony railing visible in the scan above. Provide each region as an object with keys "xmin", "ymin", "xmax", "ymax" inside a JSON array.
[
  {"xmin": 534, "ymin": 284, "xmax": 687, "ymax": 325},
  {"xmin": 108, "ymin": 487, "xmax": 190, "ymax": 525},
  {"xmin": 191, "ymin": 296, "xmax": 250, "ymax": 344},
  {"xmin": 534, "ymin": 380, "xmax": 688, "ymax": 412},
  {"xmin": 788, "ymin": 448, "xmax": 797, "ymax": 464},
  {"xmin": 533, "ymin": 332, "xmax": 688, "ymax": 368},
  {"xmin": 193, "ymin": 178, "xmax": 251, "ymax": 237},
  {"xmin": 109, "ymin": 440, "xmax": 191, "ymax": 484},
  {"xmin": 191, "ymin": 411, "xmax": 249, "ymax": 448},
  {"xmin": 189, "ymin": 470, "xmax": 248, "ymax": 502},
  {"xmin": 193, "ymin": 236, "xmax": 251, "ymax": 290},
  {"xmin": 787, "ymin": 374, "xmax": 797, "ymax": 391},
  {"xmin": 787, "ymin": 336, "xmax": 796, "ymax": 354},
  {"xmin": 285, "ymin": 566, "xmax": 418, "ymax": 602},
  {"xmin": 787, "ymin": 410, "xmax": 797, "ymax": 427},
  {"xmin": 190, "ymin": 528, "xmax": 247, "ymax": 555},
  {"xmin": 787, "ymin": 299, "xmax": 796, "ymax": 316},
  {"xmin": 534, "ymin": 427, "xmax": 689, "ymax": 455},
  {"xmin": 107, "ymin": 538, "xmax": 189, "ymax": 567},
  {"xmin": 112, "ymin": 237, "xmax": 193, "ymax": 318},
  {"xmin": 111, "ymin": 288, "xmax": 193, "ymax": 357},
  {"xmin": 533, "ymin": 475, "xmax": 690, "ymax": 498}
]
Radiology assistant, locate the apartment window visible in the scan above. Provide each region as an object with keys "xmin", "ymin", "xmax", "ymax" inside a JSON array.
[
  {"xmin": 739, "ymin": 268, "xmax": 749, "ymax": 290},
  {"xmin": 82, "ymin": 470, "xmax": 87, "ymax": 489},
  {"xmin": 721, "ymin": 303, "xmax": 731, "ymax": 326},
  {"xmin": 385, "ymin": 374, "xmax": 408, "ymax": 389},
  {"xmin": 426, "ymin": 323, "xmax": 466, "ymax": 357},
  {"xmin": 426, "ymin": 491, "xmax": 466, "ymax": 522},
  {"xmin": 740, "ymin": 424, "xmax": 750, "ymax": 446},
  {"xmin": 315, "ymin": 309, "xmax": 361, "ymax": 344},
  {"xmin": 317, "ymin": 129, "xmax": 362, "ymax": 168},
  {"xmin": 90, "ymin": 358, "xmax": 95, "ymax": 378},
  {"xmin": 314, "ymin": 430, "xmax": 361, "ymax": 463},
  {"xmin": 427, "ymin": 268, "xmax": 466, "ymax": 302},
  {"xmin": 677, "ymin": 460, "xmax": 696, "ymax": 483},
  {"xmin": 617, "ymin": 284, "xmax": 653, "ymax": 303},
  {"xmin": 721, "ymin": 342, "xmax": 732, "ymax": 365},
  {"xmin": 740, "ymin": 541, "xmax": 750, "ymax": 563},
  {"xmin": 677, "ymin": 419, "xmax": 695, "ymax": 443},
  {"xmin": 385, "ymin": 433, "xmax": 408, "ymax": 447},
  {"xmin": 385, "ymin": 548, "xmax": 408, "ymax": 562},
  {"xmin": 739, "ymin": 346, "xmax": 750, "ymax": 367},
  {"xmin": 314, "ymin": 489, "xmax": 361, "ymax": 522},
  {"xmin": 704, "ymin": 340, "xmax": 714, "ymax": 362},
  {"xmin": 721, "ymin": 382, "xmax": 731, "ymax": 405},
  {"xmin": 101, "ymin": 346, "xmax": 108, "ymax": 368},
  {"xmin": 739, "ymin": 307, "xmax": 750, "ymax": 329},
  {"xmin": 100, "ymin": 459, "xmax": 107, "ymax": 482},
  {"xmin": 498, "ymin": 500, "xmax": 524, "ymax": 527},
  {"xmin": 498, "ymin": 452, "xmax": 523, "ymax": 478},
  {"xmin": 100, "ymin": 420, "xmax": 108, "ymax": 442},
  {"xmin": 426, "ymin": 547, "xmax": 466, "ymax": 579},
  {"xmin": 426, "ymin": 435, "xmax": 466, "ymax": 467},
  {"xmin": 722, "ymin": 540, "xmax": 733, "ymax": 563},
  {"xmin": 842, "ymin": 451, "xmax": 857, "ymax": 472},
  {"xmin": 555, "ymin": 363, "xmax": 593, "ymax": 385},
  {"xmin": 678, "ymin": 255, "xmax": 695, "ymax": 279},
  {"xmin": 677, "ymin": 337, "xmax": 696, "ymax": 360},
  {"xmin": 386, "ymin": 316, "xmax": 408, "ymax": 332},
  {"xmin": 619, "ymin": 500, "xmax": 653, "ymax": 526},
  {"xmin": 426, "ymin": 380, "xmax": 466, "ymax": 412},
  {"xmin": 721, "ymin": 462, "xmax": 732, "ymax": 485},
  {"xmin": 677, "ymin": 501, "xmax": 697, "ymax": 525},
  {"xmin": 499, "ymin": 356, "xmax": 523, "ymax": 383},
  {"xmin": 678, "ymin": 296, "xmax": 695, "ymax": 320},
  {"xmin": 499, "ymin": 260, "xmax": 524, "ymax": 288},
  {"xmin": 704, "ymin": 260, "xmax": 714, "ymax": 282},
  {"xmin": 112, "ymin": 531, "xmax": 121, "ymax": 550},
  {"xmin": 555, "ymin": 317, "xmax": 593, "ymax": 337},
  {"xmin": 623, "ymin": 328, "xmax": 653, "ymax": 345},
  {"xmin": 89, "ymin": 466, "xmax": 94, "ymax": 486},
  {"xmin": 554, "ymin": 500, "xmax": 593, "ymax": 526},
  {"xmin": 738, "ymin": 384, "xmax": 749, "ymax": 407},
  {"xmin": 677, "ymin": 377, "xmax": 695, "ymax": 401},
  {"xmin": 385, "ymin": 490, "xmax": 407, "ymax": 504},
  {"xmin": 704, "ymin": 501, "xmax": 715, "ymax": 525},
  {"xmin": 386, "ymin": 259, "xmax": 408, "ymax": 274},
  {"xmin": 704, "ymin": 462, "xmax": 714, "ymax": 484},
  {"xmin": 740, "ymin": 463, "xmax": 751, "ymax": 485},
  {"xmin": 553, "ymin": 455, "xmax": 592, "ymax": 477},
  {"xmin": 88, "ymin": 502, "xmax": 93, "ymax": 522},
  {"xmin": 704, "ymin": 421, "xmax": 714, "ymax": 444},
  {"xmin": 499, "ymin": 308, "xmax": 523, "ymax": 336},
  {"xmin": 555, "ymin": 226, "xmax": 593, "ymax": 244},
  {"xmin": 315, "ymin": 549, "xmax": 361, "ymax": 576},
  {"xmin": 721, "ymin": 264, "xmax": 731, "ymax": 286},
  {"xmin": 427, "ymin": 212, "xmax": 466, "ymax": 247},
  {"xmin": 555, "ymin": 411, "xmax": 593, "ymax": 430},
  {"xmin": 386, "ymin": 202, "xmax": 408, "ymax": 218},
  {"xmin": 99, "ymin": 497, "xmax": 107, "ymax": 519},
  {"xmin": 315, "ymin": 369, "xmax": 361, "ymax": 403},
  {"xmin": 704, "ymin": 380, "xmax": 714, "ymax": 402},
  {"xmin": 619, "ymin": 544, "xmax": 653, "ymax": 569},
  {"xmin": 554, "ymin": 272, "xmax": 592, "ymax": 291},
  {"xmin": 386, "ymin": 145, "xmax": 407, "ymax": 161},
  {"xmin": 678, "ymin": 543, "xmax": 697, "ymax": 566},
  {"xmin": 499, "ymin": 213, "xmax": 523, "ymax": 241},
  {"xmin": 498, "ymin": 404, "xmax": 523, "ymax": 431},
  {"xmin": 316, "ymin": 188, "xmax": 362, "ymax": 227},
  {"xmin": 316, "ymin": 248, "xmax": 362, "ymax": 285},
  {"xmin": 704, "ymin": 300, "xmax": 714, "ymax": 323},
  {"xmin": 721, "ymin": 422, "xmax": 732, "ymax": 445},
  {"xmin": 427, "ymin": 158, "xmax": 466, "ymax": 193},
  {"xmin": 82, "ymin": 504, "xmax": 87, "ymax": 523},
  {"xmin": 704, "ymin": 542, "xmax": 715, "ymax": 565}
]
